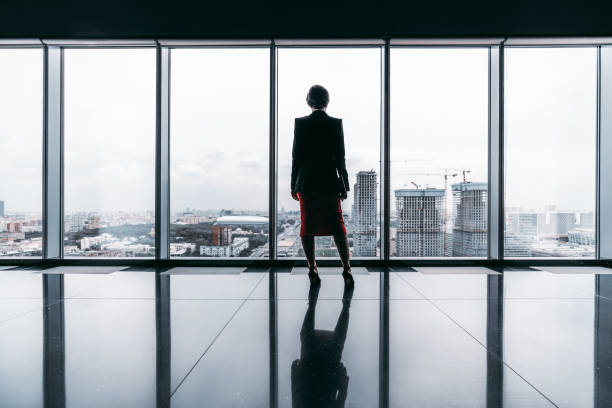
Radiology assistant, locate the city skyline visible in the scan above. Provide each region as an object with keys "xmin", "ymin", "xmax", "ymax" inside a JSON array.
[{"xmin": 0, "ymin": 178, "xmax": 597, "ymax": 258}]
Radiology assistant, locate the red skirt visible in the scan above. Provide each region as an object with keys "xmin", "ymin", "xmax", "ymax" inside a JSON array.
[{"xmin": 297, "ymin": 192, "xmax": 347, "ymax": 237}]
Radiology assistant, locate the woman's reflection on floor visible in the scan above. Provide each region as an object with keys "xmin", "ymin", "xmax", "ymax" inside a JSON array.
[{"xmin": 291, "ymin": 284, "xmax": 354, "ymax": 408}]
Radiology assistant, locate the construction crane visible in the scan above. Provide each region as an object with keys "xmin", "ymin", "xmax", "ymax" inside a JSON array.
[
  {"xmin": 396, "ymin": 170, "xmax": 459, "ymax": 192},
  {"xmin": 460, "ymin": 169, "xmax": 471, "ymax": 183}
]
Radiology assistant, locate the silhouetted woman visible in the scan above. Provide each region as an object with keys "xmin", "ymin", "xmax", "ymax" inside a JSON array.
[{"xmin": 291, "ymin": 85, "xmax": 354, "ymax": 286}]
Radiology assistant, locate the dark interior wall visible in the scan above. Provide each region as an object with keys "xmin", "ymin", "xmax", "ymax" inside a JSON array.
[{"xmin": 2, "ymin": 0, "xmax": 612, "ymax": 38}]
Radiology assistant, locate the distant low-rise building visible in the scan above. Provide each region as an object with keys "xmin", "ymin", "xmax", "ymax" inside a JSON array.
[
  {"xmin": 200, "ymin": 237, "xmax": 249, "ymax": 257},
  {"xmin": 215, "ymin": 215, "xmax": 268, "ymax": 226},
  {"xmin": 531, "ymin": 245, "xmax": 594, "ymax": 257},
  {"xmin": 568, "ymin": 228, "xmax": 595, "ymax": 246},
  {"xmin": 80, "ymin": 233, "xmax": 113, "ymax": 250},
  {"xmin": 504, "ymin": 233, "xmax": 533, "ymax": 257},
  {"xmin": 181, "ymin": 212, "xmax": 200, "ymax": 224},
  {"xmin": 170, "ymin": 243, "xmax": 196, "ymax": 256}
]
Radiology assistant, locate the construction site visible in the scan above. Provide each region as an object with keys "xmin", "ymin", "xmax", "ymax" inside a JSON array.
[{"xmin": 394, "ymin": 168, "xmax": 488, "ymax": 257}]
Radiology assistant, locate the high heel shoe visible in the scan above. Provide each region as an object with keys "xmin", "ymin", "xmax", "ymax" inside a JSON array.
[
  {"xmin": 342, "ymin": 268, "xmax": 354, "ymax": 287},
  {"xmin": 308, "ymin": 268, "xmax": 321, "ymax": 286}
]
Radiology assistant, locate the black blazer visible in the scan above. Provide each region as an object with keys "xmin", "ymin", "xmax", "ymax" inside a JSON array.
[{"xmin": 291, "ymin": 109, "xmax": 350, "ymax": 194}]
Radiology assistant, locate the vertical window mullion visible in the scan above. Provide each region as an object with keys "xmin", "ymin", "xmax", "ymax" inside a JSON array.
[
  {"xmin": 43, "ymin": 45, "xmax": 63, "ymax": 259},
  {"xmin": 156, "ymin": 45, "xmax": 171, "ymax": 260},
  {"xmin": 382, "ymin": 41, "xmax": 391, "ymax": 261},
  {"xmin": 596, "ymin": 46, "xmax": 601, "ymax": 260},
  {"xmin": 598, "ymin": 46, "xmax": 612, "ymax": 259},
  {"xmin": 270, "ymin": 43, "xmax": 277, "ymax": 261},
  {"xmin": 488, "ymin": 45, "xmax": 503, "ymax": 260}
]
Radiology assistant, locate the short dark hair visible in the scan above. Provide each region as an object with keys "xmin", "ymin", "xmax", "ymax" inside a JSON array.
[{"xmin": 306, "ymin": 85, "xmax": 329, "ymax": 109}]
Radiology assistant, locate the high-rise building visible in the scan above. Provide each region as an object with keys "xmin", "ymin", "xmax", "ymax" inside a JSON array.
[
  {"xmin": 395, "ymin": 188, "xmax": 445, "ymax": 257},
  {"xmin": 507, "ymin": 212, "xmax": 537, "ymax": 236},
  {"xmin": 504, "ymin": 212, "xmax": 537, "ymax": 257},
  {"xmin": 537, "ymin": 211, "xmax": 577, "ymax": 235},
  {"xmin": 578, "ymin": 212, "xmax": 595, "ymax": 229},
  {"xmin": 212, "ymin": 225, "xmax": 232, "ymax": 246},
  {"xmin": 452, "ymin": 182, "xmax": 487, "ymax": 257},
  {"xmin": 353, "ymin": 170, "xmax": 377, "ymax": 257},
  {"xmin": 0, "ymin": 200, "xmax": 4, "ymax": 217},
  {"xmin": 551, "ymin": 212, "xmax": 576, "ymax": 235}
]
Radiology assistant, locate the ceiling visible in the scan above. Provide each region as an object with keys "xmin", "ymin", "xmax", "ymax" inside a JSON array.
[{"xmin": 2, "ymin": 0, "xmax": 611, "ymax": 39}]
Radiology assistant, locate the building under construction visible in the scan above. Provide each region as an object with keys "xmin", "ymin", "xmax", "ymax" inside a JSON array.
[
  {"xmin": 353, "ymin": 170, "xmax": 378, "ymax": 257},
  {"xmin": 395, "ymin": 188, "xmax": 445, "ymax": 256},
  {"xmin": 452, "ymin": 182, "xmax": 488, "ymax": 257}
]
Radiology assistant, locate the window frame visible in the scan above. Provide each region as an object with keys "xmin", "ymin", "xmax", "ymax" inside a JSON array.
[
  {"xmin": 0, "ymin": 44, "xmax": 45, "ymax": 258},
  {"xmin": 165, "ymin": 43, "xmax": 272, "ymax": 260},
  {"xmin": 0, "ymin": 37, "xmax": 609, "ymax": 266},
  {"xmin": 274, "ymin": 43, "xmax": 385, "ymax": 260},
  {"xmin": 388, "ymin": 44, "xmax": 496, "ymax": 260},
  {"xmin": 502, "ymin": 44, "xmax": 599, "ymax": 260}
]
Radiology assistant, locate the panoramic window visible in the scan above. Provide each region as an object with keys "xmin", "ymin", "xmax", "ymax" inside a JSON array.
[
  {"xmin": 504, "ymin": 47, "xmax": 597, "ymax": 257},
  {"xmin": 170, "ymin": 48, "xmax": 270, "ymax": 258},
  {"xmin": 0, "ymin": 49, "xmax": 43, "ymax": 257},
  {"xmin": 63, "ymin": 48, "xmax": 156, "ymax": 257},
  {"xmin": 276, "ymin": 47, "xmax": 382, "ymax": 258},
  {"xmin": 390, "ymin": 48, "xmax": 489, "ymax": 257}
]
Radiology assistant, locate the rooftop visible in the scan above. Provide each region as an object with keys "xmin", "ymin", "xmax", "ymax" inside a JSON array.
[
  {"xmin": 395, "ymin": 188, "xmax": 445, "ymax": 197},
  {"xmin": 451, "ymin": 182, "xmax": 488, "ymax": 192},
  {"xmin": 215, "ymin": 215, "xmax": 269, "ymax": 225}
]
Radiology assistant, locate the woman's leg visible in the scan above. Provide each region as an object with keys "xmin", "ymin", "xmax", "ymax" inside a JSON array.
[
  {"xmin": 333, "ymin": 233, "xmax": 351, "ymax": 271},
  {"xmin": 302, "ymin": 236, "xmax": 320, "ymax": 285},
  {"xmin": 301, "ymin": 235, "xmax": 317, "ymax": 271},
  {"xmin": 334, "ymin": 233, "xmax": 354, "ymax": 286}
]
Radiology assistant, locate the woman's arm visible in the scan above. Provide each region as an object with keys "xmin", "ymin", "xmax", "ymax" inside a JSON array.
[
  {"xmin": 291, "ymin": 119, "xmax": 300, "ymax": 194},
  {"xmin": 336, "ymin": 119, "xmax": 350, "ymax": 193}
]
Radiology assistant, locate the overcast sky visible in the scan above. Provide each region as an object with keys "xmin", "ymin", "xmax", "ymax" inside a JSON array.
[
  {"xmin": 390, "ymin": 48, "xmax": 488, "ymax": 207},
  {"xmin": 0, "ymin": 49, "xmax": 42, "ymax": 214},
  {"xmin": 171, "ymin": 48, "xmax": 269, "ymax": 213},
  {"xmin": 0, "ymin": 46, "xmax": 598, "ymax": 215},
  {"xmin": 504, "ymin": 47, "xmax": 596, "ymax": 212},
  {"xmin": 64, "ymin": 48, "xmax": 156, "ymax": 214}
]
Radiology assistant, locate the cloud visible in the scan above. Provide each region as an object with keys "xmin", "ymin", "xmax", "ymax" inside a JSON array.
[{"xmin": 239, "ymin": 160, "xmax": 263, "ymax": 170}]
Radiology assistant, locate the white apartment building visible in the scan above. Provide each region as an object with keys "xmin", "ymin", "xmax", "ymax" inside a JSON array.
[
  {"xmin": 452, "ymin": 182, "xmax": 488, "ymax": 257},
  {"xmin": 353, "ymin": 170, "xmax": 378, "ymax": 257},
  {"xmin": 395, "ymin": 188, "xmax": 445, "ymax": 257}
]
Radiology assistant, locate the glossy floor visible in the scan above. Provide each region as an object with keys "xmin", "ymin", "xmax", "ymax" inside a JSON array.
[{"xmin": 0, "ymin": 265, "xmax": 611, "ymax": 407}]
